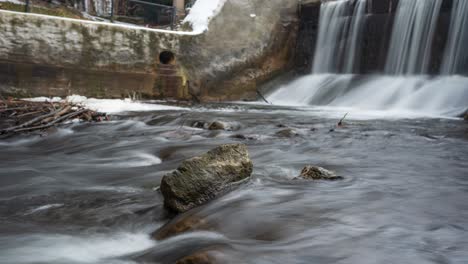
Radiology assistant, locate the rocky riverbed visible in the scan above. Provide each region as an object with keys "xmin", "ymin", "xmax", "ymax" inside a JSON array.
[{"xmin": 0, "ymin": 102, "xmax": 467, "ymax": 264}]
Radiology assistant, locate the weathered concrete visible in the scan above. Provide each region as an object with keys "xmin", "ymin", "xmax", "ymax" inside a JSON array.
[{"xmin": 0, "ymin": 0, "xmax": 298, "ymax": 100}]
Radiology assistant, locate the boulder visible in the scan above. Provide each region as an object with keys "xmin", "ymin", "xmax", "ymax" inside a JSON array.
[
  {"xmin": 295, "ymin": 165, "xmax": 343, "ymax": 181},
  {"xmin": 160, "ymin": 144, "xmax": 253, "ymax": 214},
  {"xmin": 464, "ymin": 113, "xmax": 468, "ymax": 121}
]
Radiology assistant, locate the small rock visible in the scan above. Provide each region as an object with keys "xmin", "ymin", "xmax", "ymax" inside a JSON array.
[
  {"xmin": 208, "ymin": 121, "xmax": 227, "ymax": 130},
  {"xmin": 295, "ymin": 165, "xmax": 343, "ymax": 181},
  {"xmin": 276, "ymin": 124, "xmax": 287, "ymax": 128},
  {"xmin": 276, "ymin": 128, "xmax": 298, "ymax": 138},
  {"xmin": 208, "ymin": 121, "xmax": 240, "ymax": 131},
  {"xmin": 230, "ymin": 134, "xmax": 256, "ymax": 140},
  {"xmin": 160, "ymin": 144, "xmax": 253, "ymax": 214},
  {"xmin": 176, "ymin": 251, "xmax": 217, "ymax": 264},
  {"xmin": 464, "ymin": 113, "xmax": 468, "ymax": 121},
  {"xmin": 191, "ymin": 121, "xmax": 209, "ymax": 129}
]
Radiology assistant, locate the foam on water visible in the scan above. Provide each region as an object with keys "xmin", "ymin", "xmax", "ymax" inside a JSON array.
[
  {"xmin": 267, "ymin": 75, "xmax": 468, "ymax": 118},
  {"xmin": 0, "ymin": 231, "xmax": 155, "ymax": 264}
]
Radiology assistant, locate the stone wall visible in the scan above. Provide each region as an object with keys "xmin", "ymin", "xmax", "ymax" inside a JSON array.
[{"xmin": 0, "ymin": 0, "xmax": 299, "ymax": 101}]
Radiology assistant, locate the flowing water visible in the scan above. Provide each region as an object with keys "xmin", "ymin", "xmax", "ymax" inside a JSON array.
[
  {"xmin": 0, "ymin": 101, "xmax": 467, "ymax": 264},
  {"xmin": 269, "ymin": 0, "xmax": 468, "ymax": 116},
  {"xmin": 385, "ymin": 0, "xmax": 442, "ymax": 75},
  {"xmin": 441, "ymin": 0, "xmax": 468, "ymax": 75}
]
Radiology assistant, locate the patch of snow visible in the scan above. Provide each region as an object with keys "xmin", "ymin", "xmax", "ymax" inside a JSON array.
[
  {"xmin": 23, "ymin": 96, "xmax": 62, "ymax": 102},
  {"xmin": 23, "ymin": 95, "xmax": 185, "ymax": 113},
  {"xmin": 182, "ymin": 0, "xmax": 227, "ymax": 33},
  {"xmin": 65, "ymin": 95, "xmax": 185, "ymax": 113}
]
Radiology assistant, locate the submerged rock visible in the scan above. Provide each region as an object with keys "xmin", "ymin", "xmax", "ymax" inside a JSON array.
[
  {"xmin": 208, "ymin": 121, "xmax": 240, "ymax": 131},
  {"xmin": 176, "ymin": 252, "xmax": 217, "ymax": 264},
  {"xmin": 160, "ymin": 144, "xmax": 253, "ymax": 214},
  {"xmin": 295, "ymin": 165, "xmax": 343, "ymax": 181},
  {"xmin": 276, "ymin": 128, "xmax": 298, "ymax": 138},
  {"xmin": 208, "ymin": 121, "xmax": 227, "ymax": 130},
  {"xmin": 191, "ymin": 120, "xmax": 240, "ymax": 131}
]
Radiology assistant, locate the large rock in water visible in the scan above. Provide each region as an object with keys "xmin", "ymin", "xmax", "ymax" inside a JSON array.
[{"xmin": 160, "ymin": 144, "xmax": 253, "ymax": 214}]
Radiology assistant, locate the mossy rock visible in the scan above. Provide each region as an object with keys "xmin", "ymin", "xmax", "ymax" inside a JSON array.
[{"xmin": 160, "ymin": 144, "xmax": 253, "ymax": 214}]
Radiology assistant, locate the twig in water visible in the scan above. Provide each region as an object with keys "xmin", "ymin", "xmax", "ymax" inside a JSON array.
[
  {"xmin": 256, "ymin": 89, "xmax": 271, "ymax": 105},
  {"xmin": 1, "ymin": 106, "xmax": 67, "ymax": 133},
  {"xmin": 338, "ymin": 113, "xmax": 348, "ymax": 127},
  {"xmin": 12, "ymin": 109, "xmax": 88, "ymax": 133}
]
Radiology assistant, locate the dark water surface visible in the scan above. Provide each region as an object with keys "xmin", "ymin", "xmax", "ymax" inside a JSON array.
[{"xmin": 1, "ymin": 103, "xmax": 467, "ymax": 264}]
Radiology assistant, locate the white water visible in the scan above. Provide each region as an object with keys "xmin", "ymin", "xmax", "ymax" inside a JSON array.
[
  {"xmin": 0, "ymin": 231, "xmax": 155, "ymax": 264},
  {"xmin": 385, "ymin": 0, "xmax": 442, "ymax": 75},
  {"xmin": 268, "ymin": 74, "xmax": 468, "ymax": 117},
  {"xmin": 441, "ymin": 0, "xmax": 468, "ymax": 75}
]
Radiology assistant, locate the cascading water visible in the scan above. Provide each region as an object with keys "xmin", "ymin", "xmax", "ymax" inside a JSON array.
[
  {"xmin": 343, "ymin": 0, "xmax": 367, "ymax": 74},
  {"xmin": 268, "ymin": 0, "xmax": 468, "ymax": 117},
  {"xmin": 312, "ymin": 0, "xmax": 367, "ymax": 74},
  {"xmin": 312, "ymin": 1, "xmax": 349, "ymax": 73},
  {"xmin": 385, "ymin": 0, "xmax": 442, "ymax": 75},
  {"xmin": 441, "ymin": 0, "xmax": 468, "ymax": 75}
]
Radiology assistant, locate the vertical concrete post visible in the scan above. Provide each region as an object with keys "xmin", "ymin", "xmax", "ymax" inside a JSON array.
[{"xmin": 173, "ymin": 0, "xmax": 185, "ymax": 17}]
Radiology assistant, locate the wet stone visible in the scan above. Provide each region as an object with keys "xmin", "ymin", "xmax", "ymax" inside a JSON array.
[
  {"xmin": 275, "ymin": 128, "xmax": 298, "ymax": 137},
  {"xmin": 160, "ymin": 144, "xmax": 253, "ymax": 214},
  {"xmin": 295, "ymin": 165, "xmax": 343, "ymax": 181}
]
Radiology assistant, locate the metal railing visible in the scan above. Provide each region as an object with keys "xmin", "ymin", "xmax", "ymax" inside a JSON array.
[
  {"xmin": 20, "ymin": 0, "xmax": 182, "ymax": 29},
  {"xmin": 126, "ymin": 0, "xmax": 177, "ymax": 29}
]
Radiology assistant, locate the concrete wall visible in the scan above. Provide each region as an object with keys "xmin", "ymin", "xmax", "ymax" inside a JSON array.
[{"xmin": 0, "ymin": 0, "xmax": 299, "ymax": 101}]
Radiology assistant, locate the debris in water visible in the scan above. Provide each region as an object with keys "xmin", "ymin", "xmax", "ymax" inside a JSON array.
[{"xmin": 0, "ymin": 99, "xmax": 108, "ymax": 136}]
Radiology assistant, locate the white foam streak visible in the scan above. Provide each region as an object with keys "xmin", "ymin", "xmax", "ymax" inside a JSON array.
[{"xmin": 0, "ymin": 232, "xmax": 155, "ymax": 264}]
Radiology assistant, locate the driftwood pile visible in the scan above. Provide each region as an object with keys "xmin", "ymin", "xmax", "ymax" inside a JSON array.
[{"xmin": 0, "ymin": 99, "xmax": 108, "ymax": 135}]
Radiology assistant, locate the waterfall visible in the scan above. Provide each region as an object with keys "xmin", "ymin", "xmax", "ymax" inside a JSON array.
[
  {"xmin": 312, "ymin": 0, "xmax": 367, "ymax": 74},
  {"xmin": 343, "ymin": 0, "xmax": 367, "ymax": 74},
  {"xmin": 385, "ymin": 0, "xmax": 442, "ymax": 75},
  {"xmin": 312, "ymin": 0, "xmax": 349, "ymax": 74},
  {"xmin": 441, "ymin": 0, "xmax": 468, "ymax": 75},
  {"xmin": 267, "ymin": 0, "xmax": 468, "ymax": 117}
]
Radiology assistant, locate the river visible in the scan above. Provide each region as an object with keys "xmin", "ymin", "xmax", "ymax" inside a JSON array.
[{"xmin": 1, "ymin": 101, "xmax": 467, "ymax": 263}]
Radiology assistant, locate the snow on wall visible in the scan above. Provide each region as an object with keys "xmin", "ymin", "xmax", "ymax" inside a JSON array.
[{"xmin": 183, "ymin": 0, "xmax": 227, "ymax": 33}]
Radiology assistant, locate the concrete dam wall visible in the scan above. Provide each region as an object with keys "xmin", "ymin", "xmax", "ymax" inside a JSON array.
[{"xmin": 0, "ymin": 0, "xmax": 298, "ymax": 100}]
